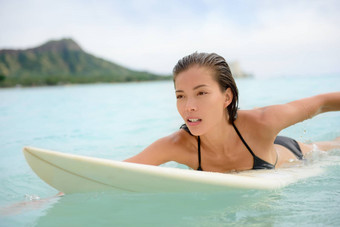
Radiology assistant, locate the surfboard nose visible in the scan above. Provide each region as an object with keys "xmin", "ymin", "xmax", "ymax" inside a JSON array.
[{"xmin": 23, "ymin": 146, "xmax": 30, "ymax": 153}]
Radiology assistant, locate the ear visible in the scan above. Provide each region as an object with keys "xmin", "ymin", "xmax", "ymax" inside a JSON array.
[{"xmin": 223, "ymin": 88, "xmax": 233, "ymax": 109}]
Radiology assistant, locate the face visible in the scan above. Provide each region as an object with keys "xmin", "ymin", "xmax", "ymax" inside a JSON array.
[{"xmin": 175, "ymin": 65, "xmax": 232, "ymax": 136}]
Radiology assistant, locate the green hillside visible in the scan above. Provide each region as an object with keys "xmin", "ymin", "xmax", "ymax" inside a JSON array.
[{"xmin": 0, "ymin": 39, "xmax": 170, "ymax": 87}]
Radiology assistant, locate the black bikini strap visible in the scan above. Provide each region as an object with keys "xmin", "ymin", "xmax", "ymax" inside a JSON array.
[
  {"xmin": 232, "ymin": 122, "xmax": 256, "ymax": 158},
  {"xmin": 197, "ymin": 136, "xmax": 202, "ymax": 171}
]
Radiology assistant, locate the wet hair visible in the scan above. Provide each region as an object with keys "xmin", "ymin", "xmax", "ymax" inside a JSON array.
[{"xmin": 173, "ymin": 52, "xmax": 239, "ymax": 123}]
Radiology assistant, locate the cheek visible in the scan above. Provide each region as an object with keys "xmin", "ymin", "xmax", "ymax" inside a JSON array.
[
  {"xmin": 176, "ymin": 101, "xmax": 184, "ymax": 116},
  {"xmin": 207, "ymin": 96, "xmax": 227, "ymax": 116}
]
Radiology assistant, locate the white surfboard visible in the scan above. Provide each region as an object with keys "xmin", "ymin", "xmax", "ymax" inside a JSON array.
[{"xmin": 23, "ymin": 146, "xmax": 322, "ymax": 194}]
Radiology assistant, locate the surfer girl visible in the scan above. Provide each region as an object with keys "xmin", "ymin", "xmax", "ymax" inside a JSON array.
[{"xmin": 126, "ymin": 52, "xmax": 340, "ymax": 172}]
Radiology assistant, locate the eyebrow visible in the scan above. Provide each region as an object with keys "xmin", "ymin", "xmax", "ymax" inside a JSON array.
[
  {"xmin": 175, "ymin": 84, "xmax": 208, "ymax": 93},
  {"xmin": 176, "ymin": 84, "xmax": 208, "ymax": 93}
]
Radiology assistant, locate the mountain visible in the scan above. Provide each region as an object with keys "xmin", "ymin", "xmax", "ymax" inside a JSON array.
[{"xmin": 0, "ymin": 38, "xmax": 170, "ymax": 87}]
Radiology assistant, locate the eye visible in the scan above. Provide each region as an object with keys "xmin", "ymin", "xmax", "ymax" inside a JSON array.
[
  {"xmin": 176, "ymin": 94, "xmax": 184, "ymax": 99},
  {"xmin": 197, "ymin": 91, "xmax": 208, "ymax": 96}
]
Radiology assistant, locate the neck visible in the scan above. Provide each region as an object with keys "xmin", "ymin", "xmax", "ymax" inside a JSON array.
[{"xmin": 200, "ymin": 118, "xmax": 234, "ymax": 154}]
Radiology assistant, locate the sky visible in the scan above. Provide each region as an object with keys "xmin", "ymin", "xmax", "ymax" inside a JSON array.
[{"xmin": 1, "ymin": 0, "xmax": 340, "ymax": 78}]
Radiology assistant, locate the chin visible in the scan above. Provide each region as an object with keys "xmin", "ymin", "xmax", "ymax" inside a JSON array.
[{"xmin": 187, "ymin": 127, "xmax": 204, "ymax": 137}]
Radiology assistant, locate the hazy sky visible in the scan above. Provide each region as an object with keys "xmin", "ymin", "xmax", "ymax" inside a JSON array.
[{"xmin": 1, "ymin": 0, "xmax": 339, "ymax": 77}]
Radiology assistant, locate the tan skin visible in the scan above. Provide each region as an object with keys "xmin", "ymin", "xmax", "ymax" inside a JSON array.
[{"xmin": 125, "ymin": 65, "xmax": 340, "ymax": 172}]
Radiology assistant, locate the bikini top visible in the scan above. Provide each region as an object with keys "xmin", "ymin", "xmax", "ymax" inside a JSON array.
[{"xmin": 180, "ymin": 123, "xmax": 277, "ymax": 171}]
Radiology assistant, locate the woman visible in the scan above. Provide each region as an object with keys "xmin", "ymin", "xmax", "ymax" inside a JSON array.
[{"xmin": 125, "ymin": 52, "xmax": 340, "ymax": 172}]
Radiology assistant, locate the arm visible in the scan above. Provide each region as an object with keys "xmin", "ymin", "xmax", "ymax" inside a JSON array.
[
  {"xmin": 124, "ymin": 131, "xmax": 183, "ymax": 166},
  {"xmin": 261, "ymin": 92, "xmax": 340, "ymax": 135}
]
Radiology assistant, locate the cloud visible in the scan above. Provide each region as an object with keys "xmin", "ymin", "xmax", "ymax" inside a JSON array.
[{"xmin": 1, "ymin": 0, "xmax": 339, "ymax": 77}]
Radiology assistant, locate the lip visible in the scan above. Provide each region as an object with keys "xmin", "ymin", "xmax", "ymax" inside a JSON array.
[{"xmin": 186, "ymin": 118, "xmax": 202, "ymax": 126}]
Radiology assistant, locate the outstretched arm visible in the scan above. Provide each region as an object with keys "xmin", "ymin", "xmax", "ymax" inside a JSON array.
[
  {"xmin": 261, "ymin": 92, "xmax": 340, "ymax": 135},
  {"xmin": 124, "ymin": 130, "xmax": 188, "ymax": 166},
  {"xmin": 124, "ymin": 136, "xmax": 173, "ymax": 165}
]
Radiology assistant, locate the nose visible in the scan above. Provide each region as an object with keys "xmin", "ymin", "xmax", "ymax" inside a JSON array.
[{"xmin": 185, "ymin": 98, "xmax": 198, "ymax": 112}]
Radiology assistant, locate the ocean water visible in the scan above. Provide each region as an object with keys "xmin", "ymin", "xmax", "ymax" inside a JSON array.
[{"xmin": 0, "ymin": 75, "xmax": 339, "ymax": 226}]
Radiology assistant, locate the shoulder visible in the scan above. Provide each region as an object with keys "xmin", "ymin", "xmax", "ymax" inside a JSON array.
[
  {"xmin": 157, "ymin": 129, "xmax": 199, "ymax": 167},
  {"xmin": 236, "ymin": 109, "xmax": 276, "ymax": 141},
  {"xmin": 125, "ymin": 128, "xmax": 198, "ymax": 167},
  {"xmin": 156, "ymin": 129, "xmax": 195, "ymax": 149},
  {"xmin": 235, "ymin": 110, "xmax": 278, "ymax": 163},
  {"xmin": 237, "ymin": 109, "xmax": 271, "ymax": 131},
  {"xmin": 164, "ymin": 129, "xmax": 198, "ymax": 158}
]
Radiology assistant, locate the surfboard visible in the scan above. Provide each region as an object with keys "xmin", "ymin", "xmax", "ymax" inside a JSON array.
[{"xmin": 23, "ymin": 146, "xmax": 322, "ymax": 194}]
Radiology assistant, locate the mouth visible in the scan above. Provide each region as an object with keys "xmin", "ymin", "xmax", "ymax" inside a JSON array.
[
  {"xmin": 187, "ymin": 118, "xmax": 202, "ymax": 126},
  {"xmin": 187, "ymin": 118, "xmax": 202, "ymax": 122}
]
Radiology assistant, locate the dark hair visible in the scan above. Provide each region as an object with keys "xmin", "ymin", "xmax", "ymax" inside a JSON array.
[{"xmin": 173, "ymin": 52, "xmax": 239, "ymax": 123}]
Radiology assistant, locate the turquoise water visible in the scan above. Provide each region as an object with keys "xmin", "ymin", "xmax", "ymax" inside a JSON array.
[{"xmin": 0, "ymin": 76, "xmax": 339, "ymax": 226}]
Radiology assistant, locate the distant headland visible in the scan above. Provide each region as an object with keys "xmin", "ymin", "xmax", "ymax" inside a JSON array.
[
  {"xmin": 0, "ymin": 38, "xmax": 251, "ymax": 87},
  {"xmin": 0, "ymin": 38, "xmax": 171, "ymax": 87}
]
